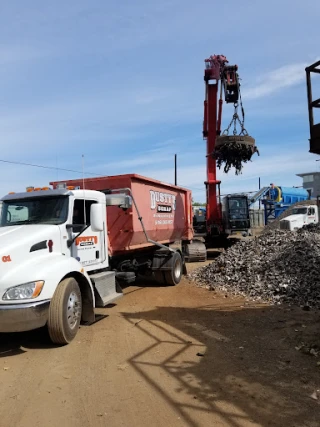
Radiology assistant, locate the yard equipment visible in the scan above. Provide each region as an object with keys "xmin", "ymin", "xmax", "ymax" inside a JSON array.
[{"xmin": 202, "ymin": 54, "xmax": 259, "ymax": 244}]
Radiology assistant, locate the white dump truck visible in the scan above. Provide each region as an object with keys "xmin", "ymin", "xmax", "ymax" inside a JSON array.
[
  {"xmin": 279, "ymin": 204, "xmax": 319, "ymax": 231},
  {"xmin": 0, "ymin": 175, "xmax": 205, "ymax": 345}
]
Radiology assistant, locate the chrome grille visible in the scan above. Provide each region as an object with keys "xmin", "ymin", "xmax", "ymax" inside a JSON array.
[{"xmin": 280, "ymin": 220, "xmax": 290, "ymax": 230}]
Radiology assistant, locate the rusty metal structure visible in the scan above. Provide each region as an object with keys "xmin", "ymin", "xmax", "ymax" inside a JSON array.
[{"xmin": 306, "ymin": 60, "xmax": 320, "ymax": 154}]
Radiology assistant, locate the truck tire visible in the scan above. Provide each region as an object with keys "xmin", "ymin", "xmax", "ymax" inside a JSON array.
[
  {"xmin": 154, "ymin": 270, "xmax": 166, "ymax": 284},
  {"xmin": 47, "ymin": 277, "xmax": 82, "ymax": 345},
  {"xmin": 164, "ymin": 251, "xmax": 183, "ymax": 286}
]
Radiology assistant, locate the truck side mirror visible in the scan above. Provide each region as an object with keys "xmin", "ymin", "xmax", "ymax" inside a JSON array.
[{"xmin": 91, "ymin": 204, "xmax": 104, "ymax": 232}]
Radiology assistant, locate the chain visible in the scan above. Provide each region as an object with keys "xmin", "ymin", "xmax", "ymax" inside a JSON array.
[
  {"xmin": 222, "ymin": 78, "xmax": 248, "ymax": 136},
  {"xmin": 238, "ymin": 83, "xmax": 248, "ymax": 135},
  {"xmin": 222, "ymin": 102, "xmax": 244, "ymax": 136}
]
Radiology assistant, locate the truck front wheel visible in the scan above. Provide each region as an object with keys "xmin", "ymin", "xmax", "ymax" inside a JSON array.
[{"xmin": 47, "ymin": 277, "xmax": 82, "ymax": 345}]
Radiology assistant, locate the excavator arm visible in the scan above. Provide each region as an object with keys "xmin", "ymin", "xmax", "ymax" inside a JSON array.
[{"xmin": 203, "ymin": 55, "xmax": 240, "ymax": 137}]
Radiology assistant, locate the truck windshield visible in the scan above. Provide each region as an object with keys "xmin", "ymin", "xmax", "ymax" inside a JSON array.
[
  {"xmin": 0, "ymin": 196, "xmax": 69, "ymax": 227},
  {"xmin": 228, "ymin": 197, "xmax": 248, "ymax": 219},
  {"xmin": 292, "ymin": 207, "xmax": 308, "ymax": 215},
  {"xmin": 193, "ymin": 208, "xmax": 206, "ymax": 223}
]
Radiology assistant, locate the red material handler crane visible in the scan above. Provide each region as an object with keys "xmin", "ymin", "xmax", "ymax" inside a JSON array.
[{"xmin": 201, "ymin": 54, "xmax": 258, "ymax": 245}]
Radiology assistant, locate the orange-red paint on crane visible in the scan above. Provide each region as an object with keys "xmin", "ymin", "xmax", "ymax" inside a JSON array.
[
  {"xmin": 202, "ymin": 54, "xmax": 241, "ymax": 240},
  {"xmin": 204, "ymin": 80, "xmax": 222, "ymax": 235}
]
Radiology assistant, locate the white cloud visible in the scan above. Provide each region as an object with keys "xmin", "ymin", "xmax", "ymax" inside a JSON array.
[{"xmin": 243, "ymin": 62, "xmax": 310, "ymax": 100}]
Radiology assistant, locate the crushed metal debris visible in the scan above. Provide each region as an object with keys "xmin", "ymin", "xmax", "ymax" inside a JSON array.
[{"xmin": 190, "ymin": 227, "xmax": 320, "ymax": 309}]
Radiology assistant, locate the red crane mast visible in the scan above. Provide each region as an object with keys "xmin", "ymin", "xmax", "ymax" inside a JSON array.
[{"xmin": 202, "ymin": 54, "xmax": 240, "ymax": 239}]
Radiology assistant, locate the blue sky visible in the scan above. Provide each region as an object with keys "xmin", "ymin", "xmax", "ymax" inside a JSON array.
[{"xmin": 1, "ymin": 0, "xmax": 320, "ymax": 202}]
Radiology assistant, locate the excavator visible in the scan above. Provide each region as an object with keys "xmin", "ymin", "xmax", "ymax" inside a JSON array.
[{"xmin": 200, "ymin": 54, "xmax": 259, "ymax": 247}]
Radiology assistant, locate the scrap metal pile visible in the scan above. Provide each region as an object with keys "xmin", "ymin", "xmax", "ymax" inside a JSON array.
[{"xmin": 190, "ymin": 227, "xmax": 320, "ymax": 309}]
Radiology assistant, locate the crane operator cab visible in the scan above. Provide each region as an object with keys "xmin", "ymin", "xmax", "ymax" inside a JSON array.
[
  {"xmin": 222, "ymin": 194, "xmax": 251, "ymax": 237},
  {"xmin": 193, "ymin": 206, "xmax": 206, "ymax": 234}
]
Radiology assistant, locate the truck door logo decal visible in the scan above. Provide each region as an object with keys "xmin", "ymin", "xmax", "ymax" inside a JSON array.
[
  {"xmin": 75, "ymin": 236, "xmax": 98, "ymax": 246},
  {"xmin": 2, "ymin": 255, "xmax": 11, "ymax": 262}
]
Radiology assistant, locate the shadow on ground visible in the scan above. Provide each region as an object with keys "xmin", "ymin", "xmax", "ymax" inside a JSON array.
[
  {"xmin": 0, "ymin": 327, "xmax": 54, "ymax": 356},
  {"xmin": 121, "ymin": 304, "xmax": 320, "ymax": 427}
]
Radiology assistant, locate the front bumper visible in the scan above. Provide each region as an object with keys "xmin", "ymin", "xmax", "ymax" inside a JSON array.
[{"xmin": 0, "ymin": 300, "xmax": 50, "ymax": 333}]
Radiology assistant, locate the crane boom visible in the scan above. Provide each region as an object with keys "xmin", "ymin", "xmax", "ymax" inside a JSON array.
[{"xmin": 203, "ymin": 55, "xmax": 241, "ymax": 238}]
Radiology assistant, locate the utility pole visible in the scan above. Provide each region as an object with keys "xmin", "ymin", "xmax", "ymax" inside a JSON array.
[{"xmin": 259, "ymin": 177, "xmax": 261, "ymax": 210}]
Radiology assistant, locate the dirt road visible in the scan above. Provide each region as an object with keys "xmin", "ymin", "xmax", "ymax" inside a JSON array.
[{"xmin": 0, "ymin": 270, "xmax": 320, "ymax": 427}]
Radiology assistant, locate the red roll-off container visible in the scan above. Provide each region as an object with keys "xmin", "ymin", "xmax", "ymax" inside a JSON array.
[{"xmin": 50, "ymin": 174, "xmax": 194, "ymax": 256}]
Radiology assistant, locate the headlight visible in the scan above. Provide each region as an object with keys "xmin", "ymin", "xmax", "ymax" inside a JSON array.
[{"xmin": 2, "ymin": 281, "xmax": 45, "ymax": 300}]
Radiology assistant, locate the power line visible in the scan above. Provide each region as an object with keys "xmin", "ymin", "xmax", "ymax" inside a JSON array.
[
  {"xmin": 0, "ymin": 158, "xmax": 103, "ymax": 177},
  {"xmin": 0, "ymin": 158, "xmax": 203, "ymax": 188},
  {"xmin": 0, "ymin": 158, "xmax": 259, "ymax": 197},
  {"xmin": 0, "ymin": 158, "xmax": 206, "ymax": 191}
]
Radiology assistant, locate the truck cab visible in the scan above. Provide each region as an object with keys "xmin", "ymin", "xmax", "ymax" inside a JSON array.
[
  {"xmin": 222, "ymin": 194, "xmax": 251, "ymax": 237},
  {"xmin": 0, "ymin": 187, "xmax": 122, "ymax": 344},
  {"xmin": 279, "ymin": 205, "xmax": 319, "ymax": 231}
]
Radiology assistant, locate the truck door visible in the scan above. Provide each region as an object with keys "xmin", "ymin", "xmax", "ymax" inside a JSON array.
[
  {"xmin": 70, "ymin": 199, "xmax": 104, "ymax": 267},
  {"xmin": 307, "ymin": 207, "xmax": 316, "ymax": 224}
]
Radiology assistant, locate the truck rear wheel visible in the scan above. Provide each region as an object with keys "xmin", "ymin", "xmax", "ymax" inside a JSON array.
[
  {"xmin": 47, "ymin": 277, "xmax": 82, "ymax": 345},
  {"xmin": 164, "ymin": 252, "xmax": 183, "ymax": 286}
]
